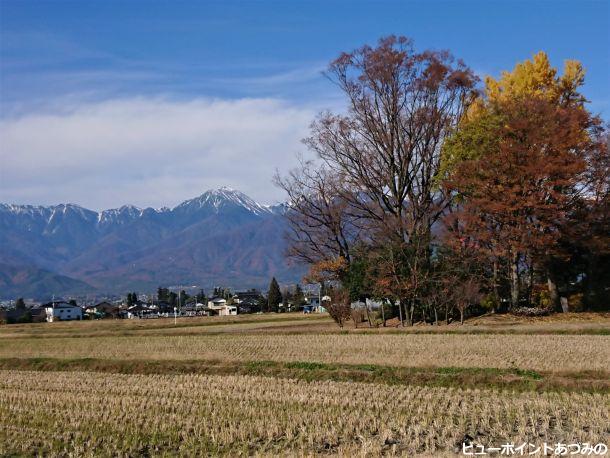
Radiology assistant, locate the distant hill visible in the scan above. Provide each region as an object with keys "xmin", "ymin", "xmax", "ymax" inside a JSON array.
[
  {"xmin": 0, "ymin": 188, "xmax": 304, "ymax": 299},
  {"xmin": 0, "ymin": 263, "xmax": 93, "ymax": 299}
]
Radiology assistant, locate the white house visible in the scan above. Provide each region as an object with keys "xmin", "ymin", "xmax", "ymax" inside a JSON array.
[
  {"xmin": 207, "ymin": 297, "xmax": 227, "ymax": 308},
  {"xmin": 45, "ymin": 303, "xmax": 83, "ymax": 322},
  {"xmin": 126, "ymin": 304, "xmax": 157, "ymax": 319},
  {"xmin": 207, "ymin": 297, "xmax": 237, "ymax": 316},
  {"xmin": 219, "ymin": 305, "xmax": 237, "ymax": 316}
]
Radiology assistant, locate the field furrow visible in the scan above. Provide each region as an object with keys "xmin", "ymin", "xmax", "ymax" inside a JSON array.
[{"xmin": 1, "ymin": 370, "xmax": 608, "ymax": 456}]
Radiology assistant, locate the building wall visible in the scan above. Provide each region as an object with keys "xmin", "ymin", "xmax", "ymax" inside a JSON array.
[{"xmin": 46, "ymin": 306, "xmax": 82, "ymax": 322}]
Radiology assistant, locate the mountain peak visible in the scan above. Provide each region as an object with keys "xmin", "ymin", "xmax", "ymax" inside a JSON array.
[
  {"xmin": 176, "ymin": 187, "xmax": 272, "ymax": 216},
  {"xmin": 98, "ymin": 204, "xmax": 144, "ymax": 224}
]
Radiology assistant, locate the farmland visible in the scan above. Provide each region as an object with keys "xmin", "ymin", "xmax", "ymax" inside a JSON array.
[{"xmin": 1, "ymin": 313, "xmax": 609, "ymax": 456}]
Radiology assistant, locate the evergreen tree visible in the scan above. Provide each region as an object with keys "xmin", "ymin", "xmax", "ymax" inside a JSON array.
[
  {"xmin": 157, "ymin": 287, "xmax": 169, "ymax": 302},
  {"xmin": 168, "ymin": 291, "xmax": 178, "ymax": 307},
  {"xmin": 267, "ymin": 277, "xmax": 282, "ymax": 313},
  {"xmin": 294, "ymin": 285, "xmax": 306, "ymax": 308},
  {"xmin": 196, "ymin": 289, "xmax": 206, "ymax": 303},
  {"xmin": 13, "ymin": 298, "xmax": 31, "ymax": 323},
  {"xmin": 179, "ymin": 290, "xmax": 188, "ymax": 306},
  {"xmin": 126, "ymin": 293, "xmax": 134, "ymax": 307}
]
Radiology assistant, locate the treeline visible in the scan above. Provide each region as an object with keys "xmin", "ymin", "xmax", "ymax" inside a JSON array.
[
  {"xmin": 154, "ymin": 287, "xmax": 208, "ymax": 307},
  {"xmin": 276, "ymin": 36, "xmax": 608, "ymax": 325},
  {"xmin": 149, "ymin": 281, "xmax": 308, "ymax": 313}
]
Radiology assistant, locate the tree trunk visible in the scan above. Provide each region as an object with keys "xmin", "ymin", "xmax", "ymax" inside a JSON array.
[
  {"xmin": 492, "ymin": 260, "xmax": 499, "ymax": 313},
  {"xmin": 547, "ymin": 276, "xmax": 559, "ymax": 311},
  {"xmin": 460, "ymin": 307, "xmax": 464, "ymax": 325},
  {"xmin": 527, "ymin": 261, "xmax": 535, "ymax": 306},
  {"xmin": 510, "ymin": 254, "xmax": 520, "ymax": 310},
  {"xmin": 381, "ymin": 302, "xmax": 386, "ymax": 327},
  {"xmin": 398, "ymin": 300, "xmax": 404, "ymax": 327},
  {"xmin": 583, "ymin": 252, "xmax": 597, "ymax": 307},
  {"xmin": 408, "ymin": 303, "xmax": 415, "ymax": 326},
  {"xmin": 364, "ymin": 302, "xmax": 372, "ymax": 327},
  {"xmin": 434, "ymin": 306, "xmax": 438, "ymax": 326},
  {"xmin": 560, "ymin": 296, "xmax": 569, "ymax": 313}
]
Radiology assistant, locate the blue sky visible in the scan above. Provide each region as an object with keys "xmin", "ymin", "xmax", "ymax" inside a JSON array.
[{"xmin": 1, "ymin": 0, "xmax": 609, "ymax": 209}]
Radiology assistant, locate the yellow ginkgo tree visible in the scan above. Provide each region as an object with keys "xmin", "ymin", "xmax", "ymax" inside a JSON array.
[
  {"xmin": 484, "ymin": 51, "xmax": 586, "ymax": 106},
  {"xmin": 440, "ymin": 51, "xmax": 589, "ymax": 180}
]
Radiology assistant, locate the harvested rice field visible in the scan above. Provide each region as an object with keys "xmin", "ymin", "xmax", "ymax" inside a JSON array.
[
  {"xmin": 1, "ymin": 313, "xmax": 609, "ymax": 456},
  {"xmin": 1, "ymin": 333, "xmax": 608, "ymax": 372}
]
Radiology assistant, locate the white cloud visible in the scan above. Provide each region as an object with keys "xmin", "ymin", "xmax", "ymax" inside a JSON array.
[{"xmin": 0, "ymin": 97, "xmax": 318, "ymax": 210}]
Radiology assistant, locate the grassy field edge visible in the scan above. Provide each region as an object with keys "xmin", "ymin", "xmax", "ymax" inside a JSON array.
[{"xmin": 2, "ymin": 357, "xmax": 608, "ymax": 393}]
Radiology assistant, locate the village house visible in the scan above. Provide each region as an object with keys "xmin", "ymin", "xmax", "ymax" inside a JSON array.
[
  {"xmin": 303, "ymin": 294, "xmax": 329, "ymax": 313},
  {"xmin": 181, "ymin": 302, "xmax": 211, "ymax": 316},
  {"xmin": 85, "ymin": 301, "xmax": 120, "ymax": 319},
  {"xmin": 29, "ymin": 305, "xmax": 47, "ymax": 322},
  {"xmin": 235, "ymin": 298, "xmax": 258, "ymax": 314},
  {"xmin": 44, "ymin": 301, "xmax": 83, "ymax": 322},
  {"xmin": 126, "ymin": 304, "xmax": 157, "ymax": 319},
  {"xmin": 207, "ymin": 297, "xmax": 237, "ymax": 316},
  {"xmin": 233, "ymin": 289, "xmax": 263, "ymax": 304},
  {"xmin": 232, "ymin": 290, "xmax": 263, "ymax": 314}
]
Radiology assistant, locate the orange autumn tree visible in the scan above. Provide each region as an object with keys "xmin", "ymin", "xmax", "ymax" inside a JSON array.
[
  {"xmin": 304, "ymin": 257, "xmax": 353, "ymax": 327},
  {"xmin": 304, "ymin": 257, "xmax": 349, "ymax": 285},
  {"xmin": 442, "ymin": 52, "xmax": 599, "ymax": 310}
]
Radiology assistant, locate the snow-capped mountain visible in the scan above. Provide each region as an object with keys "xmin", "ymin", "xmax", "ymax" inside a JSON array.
[
  {"xmin": 0, "ymin": 189, "xmax": 301, "ymax": 298},
  {"xmin": 174, "ymin": 187, "xmax": 273, "ymax": 217}
]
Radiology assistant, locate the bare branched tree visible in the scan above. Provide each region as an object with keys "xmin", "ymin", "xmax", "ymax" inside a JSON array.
[
  {"xmin": 274, "ymin": 159, "xmax": 357, "ymax": 270},
  {"xmin": 305, "ymin": 36, "xmax": 478, "ymax": 247},
  {"xmin": 277, "ymin": 37, "xmax": 478, "ymax": 320}
]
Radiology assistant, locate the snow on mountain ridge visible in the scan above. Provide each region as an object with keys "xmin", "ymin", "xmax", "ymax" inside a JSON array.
[
  {"xmin": 98, "ymin": 205, "xmax": 144, "ymax": 224},
  {"xmin": 173, "ymin": 187, "xmax": 273, "ymax": 216},
  {"xmin": 2, "ymin": 188, "xmax": 282, "ymax": 222}
]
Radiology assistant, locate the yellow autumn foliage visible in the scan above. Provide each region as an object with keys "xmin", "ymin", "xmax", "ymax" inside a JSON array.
[
  {"xmin": 485, "ymin": 51, "xmax": 586, "ymax": 105},
  {"xmin": 444, "ymin": 51, "xmax": 589, "ymax": 179}
]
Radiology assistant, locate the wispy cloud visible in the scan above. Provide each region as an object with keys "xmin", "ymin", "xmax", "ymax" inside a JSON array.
[
  {"xmin": 1, "ymin": 56, "xmax": 334, "ymax": 117},
  {"xmin": 211, "ymin": 64, "xmax": 327, "ymax": 87},
  {"xmin": 0, "ymin": 27, "xmax": 336, "ymax": 116},
  {"xmin": 0, "ymin": 96, "xmax": 318, "ymax": 210}
]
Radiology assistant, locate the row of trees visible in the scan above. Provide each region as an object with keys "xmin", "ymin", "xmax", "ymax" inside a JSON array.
[
  {"xmin": 155, "ymin": 287, "xmax": 207, "ymax": 307},
  {"xmin": 277, "ymin": 37, "xmax": 608, "ymax": 325},
  {"xmin": 151, "ymin": 281, "xmax": 308, "ymax": 313}
]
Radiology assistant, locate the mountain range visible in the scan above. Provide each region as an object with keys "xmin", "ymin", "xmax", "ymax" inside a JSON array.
[{"xmin": 0, "ymin": 188, "xmax": 305, "ymax": 299}]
